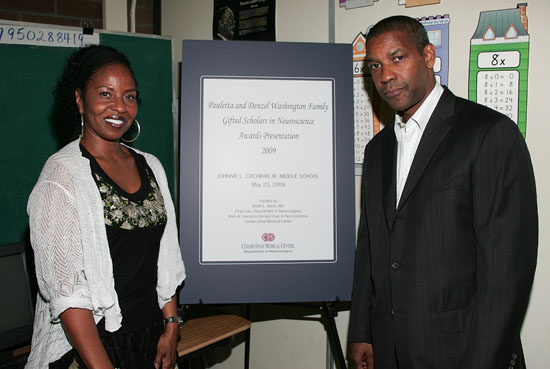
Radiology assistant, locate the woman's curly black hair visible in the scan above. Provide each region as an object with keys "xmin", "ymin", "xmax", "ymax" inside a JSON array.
[{"xmin": 52, "ymin": 45, "xmax": 138, "ymax": 144}]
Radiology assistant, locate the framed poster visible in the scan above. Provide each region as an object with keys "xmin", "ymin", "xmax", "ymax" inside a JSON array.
[{"xmin": 179, "ymin": 40, "xmax": 355, "ymax": 304}]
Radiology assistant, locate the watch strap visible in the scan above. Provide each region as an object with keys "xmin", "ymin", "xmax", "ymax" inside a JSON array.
[{"xmin": 163, "ymin": 316, "xmax": 184, "ymax": 328}]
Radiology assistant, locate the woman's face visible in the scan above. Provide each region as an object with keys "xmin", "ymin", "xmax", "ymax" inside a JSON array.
[{"xmin": 76, "ymin": 63, "xmax": 138, "ymax": 143}]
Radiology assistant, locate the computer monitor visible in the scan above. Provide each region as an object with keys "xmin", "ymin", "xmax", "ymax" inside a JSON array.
[{"xmin": 0, "ymin": 242, "xmax": 35, "ymax": 350}]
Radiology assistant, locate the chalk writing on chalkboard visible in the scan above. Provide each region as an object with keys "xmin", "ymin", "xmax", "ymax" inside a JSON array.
[{"xmin": 0, "ymin": 24, "xmax": 99, "ymax": 47}]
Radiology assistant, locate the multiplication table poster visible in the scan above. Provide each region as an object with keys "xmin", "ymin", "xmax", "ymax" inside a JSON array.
[{"xmin": 468, "ymin": 3, "xmax": 530, "ymax": 137}]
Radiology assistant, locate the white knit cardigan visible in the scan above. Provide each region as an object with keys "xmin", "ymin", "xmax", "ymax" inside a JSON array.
[{"xmin": 25, "ymin": 139, "xmax": 186, "ymax": 369}]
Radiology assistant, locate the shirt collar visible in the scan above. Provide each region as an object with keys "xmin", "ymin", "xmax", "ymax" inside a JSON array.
[{"xmin": 394, "ymin": 82, "xmax": 444, "ymax": 133}]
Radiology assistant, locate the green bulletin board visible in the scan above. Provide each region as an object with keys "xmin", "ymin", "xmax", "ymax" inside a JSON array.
[{"xmin": 0, "ymin": 22, "xmax": 175, "ymax": 246}]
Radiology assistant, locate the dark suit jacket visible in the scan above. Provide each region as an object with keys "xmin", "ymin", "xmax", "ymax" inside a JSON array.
[{"xmin": 349, "ymin": 88, "xmax": 538, "ymax": 369}]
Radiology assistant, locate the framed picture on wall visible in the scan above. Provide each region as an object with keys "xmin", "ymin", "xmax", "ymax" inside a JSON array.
[{"xmin": 213, "ymin": 0, "xmax": 275, "ymax": 41}]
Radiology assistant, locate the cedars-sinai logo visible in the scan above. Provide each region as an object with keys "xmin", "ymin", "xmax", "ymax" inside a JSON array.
[{"xmin": 262, "ymin": 233, "xmax": 275, "ymax": 242}]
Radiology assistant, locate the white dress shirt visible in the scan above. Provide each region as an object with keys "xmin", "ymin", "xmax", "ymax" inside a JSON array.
[{"xmin": 394, "ymin": 82, "xmax": 444, "ymax": 207}]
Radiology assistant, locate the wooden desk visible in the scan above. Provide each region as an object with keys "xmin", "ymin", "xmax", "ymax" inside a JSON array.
[
  {"xmin": 177, "ymin": 314, "xmax": 251, "ymax": 357},
  {"xmin": 4, "ymin": 315, "xmax": 250, "ymax": 366}
]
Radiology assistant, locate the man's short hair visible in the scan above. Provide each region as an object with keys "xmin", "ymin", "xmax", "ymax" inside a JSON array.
[{"xmin": 366, "ymin": 15, "xmax": 429, "ymax": 55}]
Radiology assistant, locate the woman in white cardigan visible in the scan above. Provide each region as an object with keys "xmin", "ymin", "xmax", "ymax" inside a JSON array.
[{"xmin": 26, "ymin": 45, "xmax": 185, "ymax": 369}]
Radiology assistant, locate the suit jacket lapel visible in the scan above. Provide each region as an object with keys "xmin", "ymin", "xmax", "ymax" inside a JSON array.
[
  {"xmin": 396, "ymin": 89, "xmax": 456, "ymax": 213},
  {"xmin": 381, "ymin": 127, "xmax": 397, "ymax": 231}
]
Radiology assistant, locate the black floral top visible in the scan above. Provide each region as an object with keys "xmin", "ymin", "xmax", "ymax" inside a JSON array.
[
  {"xmin": 95, "ymin": 165, "xmax": 167, "ymax": 230},
  {"xmin": 81, "ymin": 145, "xmax": 167, "ymax": 334}
]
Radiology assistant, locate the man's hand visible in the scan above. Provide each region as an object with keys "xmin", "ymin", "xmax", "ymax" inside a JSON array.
[{"xmin": 350, "ymin": 342, "xmax": 374, "ymax": 369}]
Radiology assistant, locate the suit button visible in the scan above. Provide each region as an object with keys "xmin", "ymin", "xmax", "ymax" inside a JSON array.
[
  {"xmin": 510, "ymin": 360, "xmax": 516, "ymax": 365},
  {"xmin": 391, "ymin": 262, "xmax": 400, "ymax": 270},
  {"xmin": 511, "ymin": 354, "xmax": 517, "ymax": 360}
]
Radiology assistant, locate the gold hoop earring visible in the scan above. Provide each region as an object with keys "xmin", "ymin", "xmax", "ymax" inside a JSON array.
[{"xmin": 122, "ymin": 119, "xmax": 141, "ymax": 143}]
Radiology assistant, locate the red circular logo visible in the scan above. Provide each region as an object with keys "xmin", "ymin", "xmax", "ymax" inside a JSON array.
[{"xmin": 262, "ymin": 233, "xmax": 275, "ymax": 242}]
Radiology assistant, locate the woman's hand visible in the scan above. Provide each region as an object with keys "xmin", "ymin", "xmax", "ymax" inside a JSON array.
[
  {"xmin": 155, "ymin": 295, "xmax": 180, "ymax": 368},
  {"xmin": 153, "ymin": 323, "xmax": 179, "ymax": 369}
]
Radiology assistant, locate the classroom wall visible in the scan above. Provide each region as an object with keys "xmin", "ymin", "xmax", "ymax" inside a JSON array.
[
  {"xmin": 0, "ymin": 0, "xmax": 103, "ymax": 28},
  {"xmin": 0, "ymin": 0, "xmax": 155, "ymax": 34},
  {"xmin": 162, "ymin": 1, "xmax": 550, "ymax": 368}
]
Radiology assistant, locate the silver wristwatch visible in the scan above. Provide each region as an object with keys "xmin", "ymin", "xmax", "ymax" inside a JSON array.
[{"xmin": 163, "ymin": 316, "xmax": 184, "ymax": 328}]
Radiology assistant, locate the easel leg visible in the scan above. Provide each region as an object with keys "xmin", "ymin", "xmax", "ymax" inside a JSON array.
[
  {"xmin": 322, "ymin": 301, "xmax": 347, "ymax": 369},
  {"xmin": 244, "ymin": 303, "xmax": 251, "ymax": 369}
]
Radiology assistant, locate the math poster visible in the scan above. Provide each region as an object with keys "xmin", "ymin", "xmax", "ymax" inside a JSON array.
[
  {"xmin": 352, "ymin": 32, "xmax": 381, "ymax": 165},
  {"xmin": 419, "ymin": 14, "xmax": 450, "ymax": 86},
  {"xmin": 468, "ymin": 3, "xmax": 530, "ymax": 137}
]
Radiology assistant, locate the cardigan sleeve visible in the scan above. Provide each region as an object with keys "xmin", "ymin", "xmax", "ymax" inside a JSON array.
[
  {"xmin": 141, "ymin": 153, "xmax": 186, "ymax": 307},
  {"xmin": 28, "ymin": 159, "xmax": 94, "ymax": 321}
]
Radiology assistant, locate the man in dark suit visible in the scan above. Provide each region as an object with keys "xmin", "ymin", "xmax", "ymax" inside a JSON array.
[{"xmin": 349, "ymin": 16, "xmax": 538, "ymax": 369}]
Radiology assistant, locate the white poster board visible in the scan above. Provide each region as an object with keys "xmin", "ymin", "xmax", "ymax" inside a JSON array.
[{"xmin": 201, "ymin": 77, "xmax": 335, "ymax": 263}]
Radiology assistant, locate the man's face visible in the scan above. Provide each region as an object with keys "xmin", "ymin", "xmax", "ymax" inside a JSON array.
[{"xmin": 365, "ymin": 30, "xmax": 435, "ymax": 122}]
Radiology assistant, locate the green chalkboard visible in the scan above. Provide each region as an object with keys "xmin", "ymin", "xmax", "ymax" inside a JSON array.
[{"xmin": 0, "ymin": 25, "xmax": 175, "ymax": 246}]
